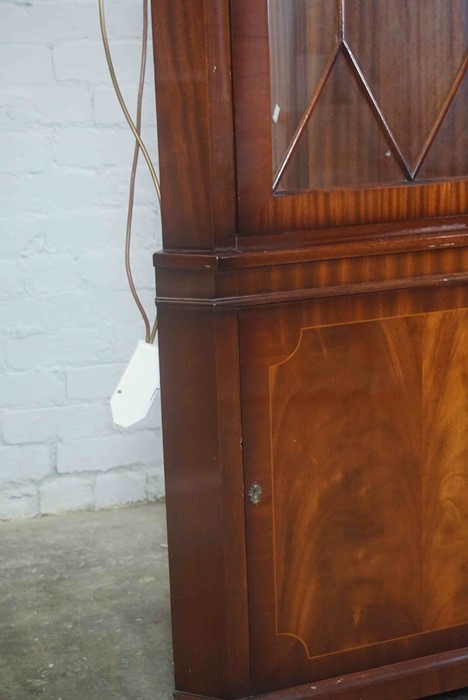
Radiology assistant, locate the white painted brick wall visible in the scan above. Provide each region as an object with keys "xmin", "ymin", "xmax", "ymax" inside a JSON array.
[{"xmin": 0, "ymin": 0, "xmax": 164, "ymax": 519}]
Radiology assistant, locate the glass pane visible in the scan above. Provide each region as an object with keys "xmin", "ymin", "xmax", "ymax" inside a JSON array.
[
  {"xmin": 268, "ymin": 0, "xmax": 338, "ymax": 177},
  {"xmin": 419, "ymin": 73, "xmax": 468, "ymax": 181},
  {"xmin": 345, "ymin": 0, "xmax": 468, "ymax": 172},
  {"xmin": 268, "ymin": 0, "xmax": 468, "ymax": 193},
  {"xmin": 279, "ymin": 51, "xmax": 405, "ymax": 191}
]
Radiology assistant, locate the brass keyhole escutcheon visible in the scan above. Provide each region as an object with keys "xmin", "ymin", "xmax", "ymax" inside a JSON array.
[{"xmin": 248, "ymin": 482, "xmax": 263, "ymax": 505}]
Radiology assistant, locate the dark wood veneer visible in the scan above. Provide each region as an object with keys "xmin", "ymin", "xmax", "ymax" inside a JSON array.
[
  {"xmin": 151, "ymin": 2, "xmax": 468, "ymax": 698},
  {"xmin": 158, "ymin": 307, "xmax": 250, "ymax": 697},
  {"xmin": 173, "ymin": 645, "xmax": 468, "ymax": 699},
  {"xmin": 151, "ymin": 0, "xmax": 236, "ymax": 250},
  {"xmin": 240, "ymin": 289, "xmax": 468, "ymax": 694}
]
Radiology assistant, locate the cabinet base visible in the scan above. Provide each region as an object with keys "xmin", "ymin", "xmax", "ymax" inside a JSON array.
[{"xmin": 174, "ymin": 646, "xmax": 468, "ymax": 700}]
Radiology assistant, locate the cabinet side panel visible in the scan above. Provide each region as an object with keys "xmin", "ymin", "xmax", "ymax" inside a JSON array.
[
  {"xmin": 151, "ymin": 0, "xmax": 236, "ymax": 250},
  {"xmin": 158, "ymin": 307, "xmax": 250, "ymax": 698}
]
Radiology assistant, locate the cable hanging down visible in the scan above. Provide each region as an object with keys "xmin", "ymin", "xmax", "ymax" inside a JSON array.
[{"xmin": 98, "ymin": 0, "xmax": 160, "ymax": 344}]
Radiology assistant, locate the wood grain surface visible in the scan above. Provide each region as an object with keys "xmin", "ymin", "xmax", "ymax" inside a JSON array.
[
  {"xmin": 151, "ymin": 0, "xmax": 236, "ymax": 249},
  {"xmin": 240, "ymin": 287, "xmax": 468, "ymax": 693},
  {"xmin": 151, "ymin": 2, "xmax": 468, "ymax": 698},
  {"xmin": 271, "ymin": 310, "xmax": 468, "ymax": 655},
  {"xmin": 158, "ymin": 307, "xmax": 250, "ymax": 698}
]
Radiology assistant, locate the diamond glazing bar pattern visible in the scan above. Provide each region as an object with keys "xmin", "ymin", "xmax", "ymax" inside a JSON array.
[{"xmin": 271, "ymin": 0, "xmax": 468, "ymax": 192}]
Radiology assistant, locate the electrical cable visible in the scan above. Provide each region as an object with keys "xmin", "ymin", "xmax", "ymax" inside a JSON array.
[
  {"xmin": 125, "ymin": 0, "xmax": 150, "ymax": 343},
  {"xmin": 99, "ymin": 0, "xmax": 159, "ymax": 344},
  {"xmin": 149, "ymin": 316, "xmax": 158, "ymax": 343},
  {"xmin": 99, "ymin": 0, "xmax": 161, "ymax": 205}
]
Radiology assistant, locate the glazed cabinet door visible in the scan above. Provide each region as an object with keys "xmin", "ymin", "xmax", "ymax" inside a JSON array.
[
  {"xmin": 239, "ymin": 286, "xmax": 468, "ymax": 694},
  {"xmin": 231, "ymin": 0, "xmax": 468, "ymax": 236}
]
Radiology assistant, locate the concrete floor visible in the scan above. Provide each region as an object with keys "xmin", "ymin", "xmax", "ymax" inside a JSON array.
[
  {"xmin": 0, "ymin": 502, "xmax": 467, "ymax": 700},
  {"xmin": 0, "ymin": 503, "xmax": 173, "ymax": 700}
]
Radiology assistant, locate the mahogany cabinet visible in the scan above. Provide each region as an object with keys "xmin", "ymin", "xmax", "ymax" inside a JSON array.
[{"xmin": 151, "ymin": 2, "xmax": 468, "ymax": 698}]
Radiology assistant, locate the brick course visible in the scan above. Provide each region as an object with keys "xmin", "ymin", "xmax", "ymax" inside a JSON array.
[{"xmin": 0, "ymin": 0, "xmax": 164, "ymax": 518}]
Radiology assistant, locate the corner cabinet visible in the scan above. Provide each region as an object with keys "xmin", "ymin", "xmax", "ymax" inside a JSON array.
[{"xmin": 151, "ymin": 2, "xmax": 468, "ymax": 699}]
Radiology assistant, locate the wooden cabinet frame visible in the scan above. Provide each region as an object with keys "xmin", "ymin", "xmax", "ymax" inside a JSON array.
[{"xmin": 151, "ymin": 2, "xmax": 468, "ymax": 698}]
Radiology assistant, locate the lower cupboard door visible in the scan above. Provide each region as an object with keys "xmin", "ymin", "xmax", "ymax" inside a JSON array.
[{"xmin": 239, "ymin": 288, "xmax": 468, "ymax": 694}]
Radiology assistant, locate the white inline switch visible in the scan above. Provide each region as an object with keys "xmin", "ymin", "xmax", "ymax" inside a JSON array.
[{"xmin": 111, "ymin": 340, "xmax": 160, "ymax": 427}]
